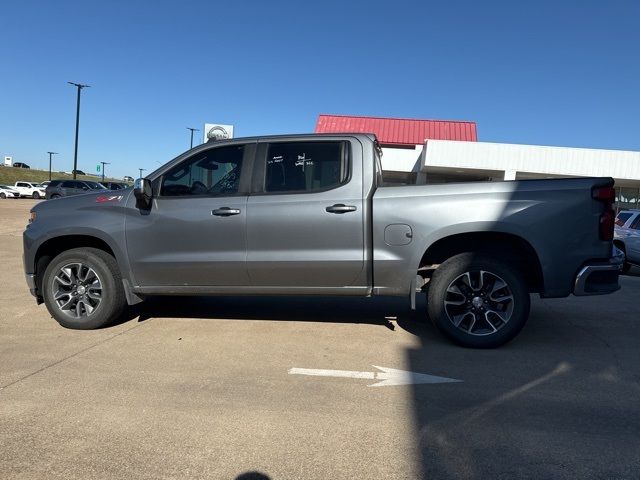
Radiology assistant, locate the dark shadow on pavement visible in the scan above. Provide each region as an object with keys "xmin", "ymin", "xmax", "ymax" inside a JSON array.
[
  {"xmin": 406, "ymin": 287, "xmax": 640, "ymax": 479},
  {"xmin": 235, "ymin": 472, "xmax": 271, "ymax": 480},
  {"xmin": 123, "ymin": 294, "xmax": 420, "ymax": 331}
]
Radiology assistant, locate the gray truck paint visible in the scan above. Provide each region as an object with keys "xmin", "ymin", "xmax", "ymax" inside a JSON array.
[{"xmin": 24, "ymin": 133, "xmax": 619, "ymax": 305}]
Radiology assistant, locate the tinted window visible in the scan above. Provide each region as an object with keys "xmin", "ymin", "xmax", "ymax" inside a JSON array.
[
  {"xmin": 630, "ymin": 215, "xmax": 640, "ymax": 230},
  {"xmin": 83, "ymin": 181, "xmax": 106, "ymax": 190},
  {"xmin": 265, "ymin": 141, "xmax": 348, "ymax": 193},
  {"xmin": 616, "ymin": 212, "xmax": 632, "ymax": 227},
  {"xmin": 161, "ymin": 145, "xmax": 245, "ymax": 197},
  {"xmin": 17, "ymin": 182, "xmax": 27, "ymax": 187},
  {"xmin": 48, "ymin": 180, "xmax": 62, "ymax": 187}
]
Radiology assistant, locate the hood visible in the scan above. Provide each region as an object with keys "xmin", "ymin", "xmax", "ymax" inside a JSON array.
[{"xmin": 33, "ymin": 189, "xmax": 132, "ymax": 214}]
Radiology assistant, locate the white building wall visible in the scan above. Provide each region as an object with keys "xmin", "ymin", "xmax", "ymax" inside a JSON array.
[
  {"xmin": 380, "ymin": 145, "xmax": 423, "ymax": 172},
  {"xmin": 421, "ymin": 140, "xmax": 640, "ymax": 181}
]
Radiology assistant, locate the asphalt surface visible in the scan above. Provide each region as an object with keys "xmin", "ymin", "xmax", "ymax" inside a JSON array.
[{"xmin": 1, "ymin": 199, "xmax": 639, "ymax": 479}]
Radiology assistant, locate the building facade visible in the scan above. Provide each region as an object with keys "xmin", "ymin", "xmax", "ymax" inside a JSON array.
[{"xmin": 315, "ymin": 114, "xmax": 640, "ymax": 210}]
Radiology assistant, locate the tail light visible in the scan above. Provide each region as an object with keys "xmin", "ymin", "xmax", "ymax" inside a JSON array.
[{"xmin": 592, "ymin": 186, "xmax": 615, "ymax": 241}]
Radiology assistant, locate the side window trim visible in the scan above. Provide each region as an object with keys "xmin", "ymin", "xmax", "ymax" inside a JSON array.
[{"xmin": 252, "ymin": 140, "xmax": 352, "ymax": 195}]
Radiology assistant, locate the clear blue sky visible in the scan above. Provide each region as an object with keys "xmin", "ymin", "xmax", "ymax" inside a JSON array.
[{"xmin": 1, "ymin": 0, "xmax": 639, "ymax": 178}]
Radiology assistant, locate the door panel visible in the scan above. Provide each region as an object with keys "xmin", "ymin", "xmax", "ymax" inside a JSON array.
[
  {"xmin": 126, "ymin": 196, "xmax": 248, "ymax": 286},
  {"xmin": 125, "ymin": 142, "xmax": 252, "ymax": 287},
  {"xmin": 247, "ymin": 139, "xmax": 365, "ymax": 288}
]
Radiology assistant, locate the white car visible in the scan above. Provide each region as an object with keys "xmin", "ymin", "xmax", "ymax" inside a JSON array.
[
  {"xmin": 0, "ymin": 185, "xmax": 21, "ymax": 199},
  {"xmin": 13, "ymin": 181, "xmax": 46, "ymax": 199},
  {"xmin": 614, "ymin": 210, "xmax": 640, "ymax": 273}
]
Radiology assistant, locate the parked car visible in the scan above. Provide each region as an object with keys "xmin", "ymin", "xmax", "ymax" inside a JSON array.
[
  {"xmin": 72, "ymin": 169, "xmax": 86, "ymax": 176},
  {"xmin": 100, "ymin": 182, "xmax": 129, "ymax": 190},
  {"xmin": 0, "ymin": 185, "xmax": 21, "ymax": 198},
  {"xmin": 23, "ymin": 133, "xmax": 622, "ymax": 348},
  {"xmin": 614, "ymin": 210, "xmax": 640, "ymax": 273},
  {"xmin": 45, "ymin": 180, "xmax": 107, "ymax": 199},
  {"xmin": 13, "ymin": 181, "xmax": 46, "ymax": 199},
  {"xmin": 123, "ymin": 176, "xmax": 134, "ymax": 183},
  {"xmin": 40, "ymin": 181, "xmax": 51, "ymax": 187},
  {"xmin": 13, "ymin": 162, "xmax": 30, "ymax": 169}
]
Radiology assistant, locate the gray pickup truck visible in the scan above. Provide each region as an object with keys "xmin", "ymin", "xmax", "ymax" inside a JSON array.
[{"xmin": 23, "ymin": 134, "xmax": 622, "ymax": 347}]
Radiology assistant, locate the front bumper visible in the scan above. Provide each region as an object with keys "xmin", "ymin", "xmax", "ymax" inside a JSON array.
[{"xmin": 573, "ymin": 246, "xmax": 623, "ymax": 296}]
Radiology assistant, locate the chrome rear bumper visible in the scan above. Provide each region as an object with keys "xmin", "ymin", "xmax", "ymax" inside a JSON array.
[{"xmin": 573, "ymin": 246, "xmax": 623, "ymax": 296}]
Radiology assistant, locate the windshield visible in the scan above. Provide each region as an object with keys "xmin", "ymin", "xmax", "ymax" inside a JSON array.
[{"xmin": 83, "ymin": 181, "xmax": 107, "ymax": 190}]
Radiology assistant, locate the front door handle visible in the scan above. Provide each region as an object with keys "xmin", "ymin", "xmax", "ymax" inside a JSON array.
[
  {"xmin": 325, "ymin": 204, "xmax": 357, "ymax": 214},
  {"xmin": 212, "ymin": 207, "xmax": 241, "ymax": 216}
]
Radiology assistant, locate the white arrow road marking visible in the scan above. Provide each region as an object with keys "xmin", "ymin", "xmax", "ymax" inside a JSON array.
[{"xmin": 288, "ymin": 365, "xmax": 462, "ymax": 387}]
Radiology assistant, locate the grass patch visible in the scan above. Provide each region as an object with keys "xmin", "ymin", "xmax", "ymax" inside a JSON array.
[{"xmin": 0, "ymin": 167, "xmax": 123, "ymax": 186}]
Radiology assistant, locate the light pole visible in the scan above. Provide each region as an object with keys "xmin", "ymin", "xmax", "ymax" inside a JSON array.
[
  {"xmin": 68, "ymin": 82, "xmax": 90, "ymax": 179},
  {"xmin": 138, "ymin": 168, "xmax": 146, "ymax": 179},
  {"xmin": 187, "ymin": 127, "xmax": 199, "ymax": 149},
  {"xmin": 47, "ymin": 152, "xmax": 58, "ymax": 181},
  {"xmin": 100, "ymin": 161, "xmax": 110, "ymax": 182}
]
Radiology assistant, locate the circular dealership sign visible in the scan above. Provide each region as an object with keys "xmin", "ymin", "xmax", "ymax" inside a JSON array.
[{"xmin": 206, "ymin": 125, "xmax": 231, "ymax": 141}]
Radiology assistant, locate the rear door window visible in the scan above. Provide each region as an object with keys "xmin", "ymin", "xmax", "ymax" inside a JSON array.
[
  {"xmin": 264, "ymin": 141, "xmax": 349, "ymax": 193},
  {"xmin": 630, "ymin": 215, "xmax": 640, "ymax": 230}
]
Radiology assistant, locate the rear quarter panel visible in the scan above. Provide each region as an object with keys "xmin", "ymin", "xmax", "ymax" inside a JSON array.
[{"xmin": 372, "ymin": 178, "xmax": 613, "ymax": 297}]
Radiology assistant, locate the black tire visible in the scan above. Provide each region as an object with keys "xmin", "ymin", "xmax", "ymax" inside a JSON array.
[
  {"xmin": 0, "ymin": 193, "xmax": 5, "ymax": 199},
  {"xmin": 32, "ymin": 192, "xmax": 40, "ymax": 199},
  {"xmin": 42, "ymin": 247, "xmax": 126, "ymax": 329},
  {"xmin": 50, "ymin": 194, "xmax": 61, "ymax": 199},
  {"xmin": 427, "ymin": 252, "xmax": 531, "ymax": 348},
  {"xmin": 618, "ymin": 246, "xmax": 632, "ymax": 274}
]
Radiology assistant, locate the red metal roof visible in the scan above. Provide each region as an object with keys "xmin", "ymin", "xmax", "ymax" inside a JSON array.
[{"xmin": 315, "ymin": 114, "xmax": 477, "ymax": 146}]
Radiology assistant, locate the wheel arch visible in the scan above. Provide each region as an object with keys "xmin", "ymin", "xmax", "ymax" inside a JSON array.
[
  {"xmin": 33, "ymin": 234, "xmax": 123, "ymax": 300},
  {"xmin": 418, "ymin": 231, "xmax": 544, "ymax": 293}
]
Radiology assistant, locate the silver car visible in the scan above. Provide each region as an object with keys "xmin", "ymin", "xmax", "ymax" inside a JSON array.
[{"xmin": 614, "ymin": 210, "xmax": 640, "ymax": 273}]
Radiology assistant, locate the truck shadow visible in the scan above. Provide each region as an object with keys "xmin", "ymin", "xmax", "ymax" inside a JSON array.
[
  {"xmin": 123, "ymin": 294, "xmax": 429, "ymax": 332},
  {"xmin": 403, "ymin": 286, "xmax": 640, "ymax": 479}
]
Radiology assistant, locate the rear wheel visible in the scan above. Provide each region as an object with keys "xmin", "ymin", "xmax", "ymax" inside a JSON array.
[
  {"xmin": 427, "ymin": 252, "xmax": 530, "ymax": 348},
  {"xmin": 50, "ymin": 194, "xmax": 61, "ymax": 199},
  {"xmin": 32, "ymin": 192, "xmax": 40, "ymax": 199},
  {"xmin": 0, "ymin": 193, "xmax": 5, "ymax": 199},
  {"xmin": 42, "ymin": 248, "xmax": 126, "ymax": 329}
]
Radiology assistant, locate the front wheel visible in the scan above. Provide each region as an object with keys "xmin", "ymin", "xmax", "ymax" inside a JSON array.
[
  {"xmin": 32, "ymin": 192, "xmax": 40, "ymax": 199},
  {"xmin": 427, "ymin": 252, "xmax": 531, "ymax": 348},
  {"xmin": 0, "ymin": 193, "xmax": 5, "ymax": 199},
  {"xmin": 42, "ymin": 248, "xmax": 127, "ymax": 329}
]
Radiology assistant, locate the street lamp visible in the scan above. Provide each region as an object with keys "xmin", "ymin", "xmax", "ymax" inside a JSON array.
[
  {"xmin": 187, "ymin": 127, "xmax": 199, "ymax": 149},
  {"xmin": 47, "ymin": 152, "xmax": 58, "ymax": 181},
  {"xmin": 138, "ymin": 168, "xmax": 146, "ymax": 179},
  {"xmin": 68, "ymin": 82, "xmax": 90, "ymax": 179},
  {"xmin": 100, "ymin": 161, "xmax": 110, "ymax": 182}
]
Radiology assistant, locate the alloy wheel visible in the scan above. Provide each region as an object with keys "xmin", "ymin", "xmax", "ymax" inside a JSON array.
[
  {"xmin": 443, "ymin": 270, "xmax": 514, "ymax": 336},
  {"xmin": 52, "ymin": 262, "xmax": 103, "ymax": 319}
]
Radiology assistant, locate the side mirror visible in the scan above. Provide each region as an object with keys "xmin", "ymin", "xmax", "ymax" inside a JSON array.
[{"xmin": 134, "ymin": 178, "xmax": 153, "ymax": 209}]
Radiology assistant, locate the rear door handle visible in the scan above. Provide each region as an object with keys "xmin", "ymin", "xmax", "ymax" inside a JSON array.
[
  {"xmin": 212, "ymin": 207, "xmax": 241, "ymax": 216},
  {"xmin": 325, "ymin": 204, "xmax": 357, "ymax": 214}
]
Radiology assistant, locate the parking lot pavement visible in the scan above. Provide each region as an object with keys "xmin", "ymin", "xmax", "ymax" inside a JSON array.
[{"xmin": 1, "ymin": 200, "xmax": 639, "ymax": 480}]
